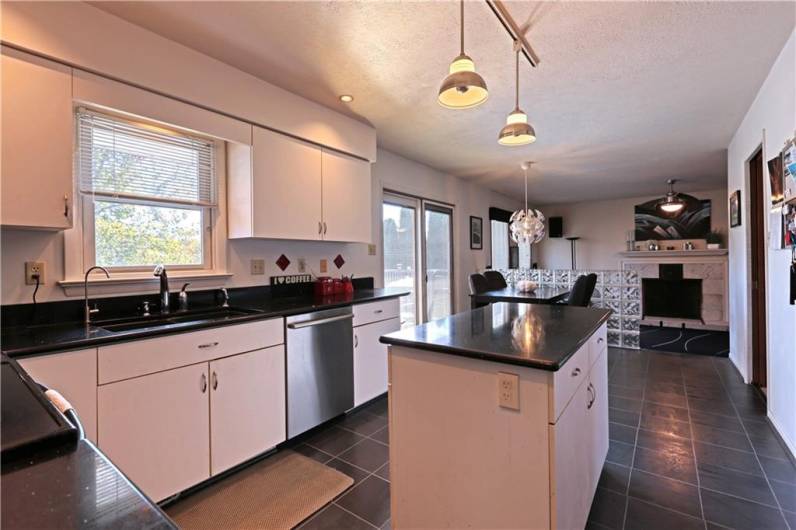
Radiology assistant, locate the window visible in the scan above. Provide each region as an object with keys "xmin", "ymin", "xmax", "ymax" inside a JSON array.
[
  {"xmin": 491, "ymin": 220, "xmax": 509, "ymax": 270},
  {"xmin": 77, "ymin": 109, "xmax": 216, "ymax": 271}
]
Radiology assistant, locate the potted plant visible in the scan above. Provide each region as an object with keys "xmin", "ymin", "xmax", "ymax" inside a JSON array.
[{"xmin": 706, "ymin": 230, "xmax": 723, "ymax": 249}]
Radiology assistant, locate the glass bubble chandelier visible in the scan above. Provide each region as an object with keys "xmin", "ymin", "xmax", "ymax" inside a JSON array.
[{"xmin": 509, "ymin": 161, "xmax": 546, "ymax": 244}]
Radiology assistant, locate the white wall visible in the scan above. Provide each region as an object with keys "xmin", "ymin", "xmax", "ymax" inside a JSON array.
[
  {"xmin": 534, "ymin": 189, "xmax": 728, "ymax": 270},
  {"xmin": 373, "ymin": 149, "xmax": 521, "ymax": 314},
  {"xmin": 727, "ymin": 28, "xmax": 796, "ymax": 456}
]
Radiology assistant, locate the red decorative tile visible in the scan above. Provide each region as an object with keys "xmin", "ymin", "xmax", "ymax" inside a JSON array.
[
  {"xmin": 333, "ymin": 254, "xmax": 345, "ymax": 269},
  {"xmin": 276, "ymin": 254, "xmax": 290, "ymax": 271}
]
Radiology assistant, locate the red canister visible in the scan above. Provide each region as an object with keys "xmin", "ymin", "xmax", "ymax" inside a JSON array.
[{"xmin": 314, "ymin": 277, "xmax": 334, "ymax": 297}]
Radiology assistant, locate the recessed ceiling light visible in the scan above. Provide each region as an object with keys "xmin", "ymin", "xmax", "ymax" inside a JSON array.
[{"xmin": 339, "ymin": 95, "xmax": 354, "ymax": 103}]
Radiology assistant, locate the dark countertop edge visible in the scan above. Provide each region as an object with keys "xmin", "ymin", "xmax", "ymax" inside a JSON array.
[
  {"xmin": 380, "ymin": 308, "xmax": 611, "ymax": 372},
  {"xmin": 4, "ymin": 290, "xmax": 408, "ymax": 358}
]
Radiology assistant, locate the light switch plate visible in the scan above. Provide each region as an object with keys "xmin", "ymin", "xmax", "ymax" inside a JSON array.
[
  {"xmin": 25, "ymin": 261, "xmax": 46, "ymax": 285},
  {"xmin": 320, "ymin": 259, "xmax": 328, "ymax": 273},
  {"xmin": 498, "ymin": 372, "xmax": 519, "ymax": 410},
  {"xmin": 251, "ymin": 259, "xmax": 265, "ymax": 275}
]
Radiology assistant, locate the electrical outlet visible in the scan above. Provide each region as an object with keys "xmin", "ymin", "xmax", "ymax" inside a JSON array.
[
  {"xmin": 298, "ymin": 258, "xmax": 306, "ymax": 273},
  {"xmin": 320, "ymin": 259, "xmax": 328, "ymax": 273},
  {"xmin": 251, "ymin": 259, "xmax": 265, "ymax": 275},
  {"xmin": 498, "ymin": 372, "xmax": 519, "ymax": 410},
  {"xmin": 368, "ymin": 244, "xmax": 377, "ymax": 256},
  {"xmin": 25, "ymin": 261, "xmax": 46, "ymax": 285}
]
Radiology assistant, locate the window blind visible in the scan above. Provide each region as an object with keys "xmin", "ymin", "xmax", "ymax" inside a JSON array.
[{"xmin": 77, "ymin": 109, "xmax": 216, "ymax": 207}]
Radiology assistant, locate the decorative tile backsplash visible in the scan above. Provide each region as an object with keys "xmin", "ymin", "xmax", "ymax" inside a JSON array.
[{"xmin": 496, "ymin": 268, "xmax": 641, "ymax": 349}]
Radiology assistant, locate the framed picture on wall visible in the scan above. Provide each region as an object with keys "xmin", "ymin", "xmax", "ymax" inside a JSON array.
[
  {"xmin": 470, "ymin": 216, "xmax": 483, "ymax": 250},
  {"xmin": 730, "ymin": 190, "xmax": 742, "ymax": 227}
]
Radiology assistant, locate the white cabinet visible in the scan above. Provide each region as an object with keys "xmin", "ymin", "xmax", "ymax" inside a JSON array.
[
  {"xmin": 353, "ymin": 317, "xmax": 400, "ymax": 406},
  {"xmin": 588, "ymin": 348, "xmax": 609, "ymax": 491},
  {"xmin": 209, "ymin": 346, "xmax": 286, "ymax": 475},
  {"xmin": 18, "ymin": 349, "xmax": 98, "ymax": 443},
  {"xmin": 1, "ymin": 47, "xmax": 74, "ymax": 230},
  {"xmin": 228, "ymin": 126, "xmax": 372, "ymax": 243},
  {"xmin": 321, "ymin": 149, "xmax": 372, "ymax": 243},
  {"xmin": 98, "ymin": 363, "xmax": 211, "ymax": 503}
]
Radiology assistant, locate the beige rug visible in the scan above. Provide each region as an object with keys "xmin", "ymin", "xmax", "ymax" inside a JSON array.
[{"xmin": 167, "ymin": 450, "xmax": 354, "ymax": 530}]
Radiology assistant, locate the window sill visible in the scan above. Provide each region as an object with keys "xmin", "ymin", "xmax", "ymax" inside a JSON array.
[{"xmin": 58, "ymin": 271, "xmax": 233, "ymax": 297}]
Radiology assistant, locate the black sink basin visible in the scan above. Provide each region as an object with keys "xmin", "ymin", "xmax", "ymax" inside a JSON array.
[{"xmin": 97, "ymin": 307, "xmax": 262, "ymax": 333}]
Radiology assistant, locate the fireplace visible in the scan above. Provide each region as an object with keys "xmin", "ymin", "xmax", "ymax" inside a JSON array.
[{"xmin": 642, "ymin": 264, "xmax": 703, "ymax": 320}]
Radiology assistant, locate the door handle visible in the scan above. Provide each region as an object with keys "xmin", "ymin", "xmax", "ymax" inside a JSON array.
[
  {"xmin": 212, "ymin": 371, "xmax": 218, "ymax": 390},
  {"xmin": 287, "ymin": 314, "xmax": 353, "ymax": 329},
  {"xmin": 200, "ymin": 373, "xmax": 208, "ymax": 393}
]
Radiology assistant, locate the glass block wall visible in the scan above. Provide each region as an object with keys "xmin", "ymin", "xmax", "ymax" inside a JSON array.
[{"xmin": 495, "ymin": 268, "xmax": 641, "ymax": 349}]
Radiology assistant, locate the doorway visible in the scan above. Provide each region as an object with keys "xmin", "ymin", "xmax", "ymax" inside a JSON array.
[
  {"xmin": 749, "ymin": 148, "xmax": 767, "ymax": 393},
  {"xmin": 382, "ymin": 192, "xmax": 454, "ymax": 326}
]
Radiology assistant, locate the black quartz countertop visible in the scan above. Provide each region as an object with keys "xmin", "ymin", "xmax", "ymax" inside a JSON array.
[
  {"xmin": 2, "ymin": 288, "xmax": 407, "ymax": 357},
  {"xmin": 380, "ymin": 302, "xmax": 610, "ymax": 371}
]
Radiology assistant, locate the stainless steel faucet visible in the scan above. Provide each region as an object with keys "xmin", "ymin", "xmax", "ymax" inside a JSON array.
[
  {"xmin": 179, "ymin": 283, "xmax": 191, "ymax": 311},
  {"xmin": 84, "ymin": 266, "xmax": 110, "ymax": 325},
  {"xmin": 153, "ymin": 265, "xmax": 170, "ymax": 313},
  {"xmin": 220, "ymin": 288, "xmax": 230, "ymax": 308}
]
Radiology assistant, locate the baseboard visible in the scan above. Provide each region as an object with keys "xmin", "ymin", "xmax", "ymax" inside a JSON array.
[{"xmin": 767, "ymin": 413, "xmax": 796, "ymax": 464}]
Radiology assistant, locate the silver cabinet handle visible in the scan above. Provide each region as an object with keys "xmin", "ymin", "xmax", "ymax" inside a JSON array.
[
  {"xmin": 287, "ymin": 314, "xmax": 353, "ymax": 329},
  {"xmin": 597, "ymin": 337, "xmax": 604, "ymax": 344},
  {"xmin": 571, "ymin": 367, "xmax": 581, "ymax": 377},
  {"xmin": 200, "ymin": 373, "xmax": 207, "ymax": 393},
  {"xmin": 63, "ymin": 195, "xmax": 69, "ymax": 218},
  {"xmin": 587, "ymin": 382, "xmax": 596, "ymax": 409},
  {"xmin": 198, "ymin": 342, "xmax": 219, "ymax": 349},
  {"xmin": 354, "ymin": 334, "xmax": 358, "ymax": 348},
  {"xmin": 374, "ymin": 309, "xmax": 384, "ymax": 314},
  {"xmin": 318, "ymin": 221, "xmax": 322, "ymax": 235},
  {"xmin": 323, "ymin": 222, "xmax": 327, "ymax": 235},
  {"xmin": 212, "ymin": 371, "xmax": 218, "ymax": 391}
]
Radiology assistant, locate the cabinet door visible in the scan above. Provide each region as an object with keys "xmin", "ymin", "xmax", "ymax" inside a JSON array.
[
  {"xmin": 321, "ymin": 149, "xmax": 372, "ymax": 243},
  {"xmin": 209, "ymin": 346, "xmax": 286, "ymax": 475},
  {"xmin": 588, "ymin": 349, "xmax": 609, "ymax": 495},
  {"xmin": 251, "ymin": 126, "xmax": 322, "ymax": 240},
  {"xmin": 1, "ymin": 47, "xmax": 73, "ymax": 229},
  {"xmin": 354, "ymin": 318, "xmax": 400, "ymax": 406},
  {"xmin": 18, "ymin": 349, "xmax": 98, "ymax": 443},
  {"xmin": 550, "ymin": 380, "xmax": 591, "ymax": 530},
  {"xmin": 98, "ymin": 363, "xmax": 210, "ymax": 502}
]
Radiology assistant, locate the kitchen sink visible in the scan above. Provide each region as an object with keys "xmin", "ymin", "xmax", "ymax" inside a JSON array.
[{"xmin": 96, "ymin": 307, "xmax": 263, "ymax": 333}]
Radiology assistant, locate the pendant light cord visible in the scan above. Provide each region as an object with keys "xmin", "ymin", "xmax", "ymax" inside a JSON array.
[
  {"xmin": 524, "ymin": 166, "xmax": 529, "ymax": 213},
  {"xmin": 460, "ymin": 0, "xmax": 464, "ymax": 55},
  {"xmin": 515, "ymin": 46, "xmax": 520, "ymax": 110}
]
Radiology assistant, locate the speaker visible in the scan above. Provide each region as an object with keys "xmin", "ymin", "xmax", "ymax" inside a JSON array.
[{"xmin": 549, "ymin": 217, "xmax": 563, "ymax": 238}]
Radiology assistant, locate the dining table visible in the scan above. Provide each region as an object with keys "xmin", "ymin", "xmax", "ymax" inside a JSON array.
[{"xmin": 470, "ymin": 285, "xmax": 571, "ymax": 308}]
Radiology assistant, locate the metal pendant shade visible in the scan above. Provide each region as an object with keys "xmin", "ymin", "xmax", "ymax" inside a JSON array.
[
  {"xmin": 658, "ymin": 179, "xmax": 685, "ymax": 213},
  {"xmin": 499, "ymin": 47, "xmax": 536, "ymax": 146},
  {"xmin": 438, "ymin": 0, "xmax": 488, "ymax": 109},
  {"xmin": 510, "ymin": 162, "xmax": 546, "ymax": 244}
]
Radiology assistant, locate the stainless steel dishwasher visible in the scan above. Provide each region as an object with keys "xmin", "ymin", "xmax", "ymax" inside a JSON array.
[{"xmin": 286, "ymin": 306, "xmax": 354, "ymax": 438}]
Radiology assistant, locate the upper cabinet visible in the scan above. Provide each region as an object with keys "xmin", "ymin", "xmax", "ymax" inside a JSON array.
[
  {"xmin": 1, "ymin": 47, "xmax": 74, "ymax": 230},
  {"xmin": 228, "ymin": 126, "xmax": 372, "ymax": 243}
]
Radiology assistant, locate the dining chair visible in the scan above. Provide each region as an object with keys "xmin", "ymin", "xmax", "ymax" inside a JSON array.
[
  {"xmin": 483, "ymin": 270, "xmax": 508, "ymax": 290},
  {"xmin": 469, "ymin": 273, "xmax": 490, "ymax": 309},
  {"xmin": 566, "ymin": 273, "xmax": 598, "ymax": 307}
]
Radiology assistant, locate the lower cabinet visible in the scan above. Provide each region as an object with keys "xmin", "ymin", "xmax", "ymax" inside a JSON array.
[
  {"xmin": 353, "ymin": 317, "xmax": 400, "ymax": 406},
  {"xmin": 98, "ymin": 362, "xmax": 211, "ymax": 503},
  {"xmin": 98, "ymin": 346, "xmax": 287, "ymax": 502},
  {"xmin": 210, "ymin": 345, "xmax": 286, "ymax": 475},
  {"xmin": 551, "ymin": 345, "xmax": 609, "ymax": 530},
  {"xmin": 18, "ymin": 348, "xmax": 98, "ymax": 443}
]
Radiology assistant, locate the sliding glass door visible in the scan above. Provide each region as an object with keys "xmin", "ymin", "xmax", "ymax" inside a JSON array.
[{"xmin": 383, "ymin": 193, "xmax": 454, "ymax": 326}]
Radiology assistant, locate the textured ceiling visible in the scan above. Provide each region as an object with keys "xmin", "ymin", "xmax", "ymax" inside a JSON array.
[{"xmin": 92, "ymin": 1, "xmax": 796, "ymax": 204}]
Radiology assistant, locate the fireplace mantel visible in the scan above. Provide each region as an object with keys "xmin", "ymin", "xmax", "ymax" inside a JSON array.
[{"xmin": 619, "ymin": 249, "xmax": 728, "ymax": 259}]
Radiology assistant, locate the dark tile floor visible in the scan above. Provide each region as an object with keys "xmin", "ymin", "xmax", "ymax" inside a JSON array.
[{"xmin": 294, "ymin": 348, "xmax": 796, "ymax": 530}]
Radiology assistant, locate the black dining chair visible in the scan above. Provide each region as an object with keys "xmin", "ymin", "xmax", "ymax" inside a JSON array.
[
  {"xmin": 483, "ymin": 270, "xmax": 508, "ymax": 290},
  {"xmin": 566, "ymin": 273, "xmax": 598, "ymax": 307},
  {"xmin": 469, "ymin": 273, "xmax": 490, "ymax": 309}
]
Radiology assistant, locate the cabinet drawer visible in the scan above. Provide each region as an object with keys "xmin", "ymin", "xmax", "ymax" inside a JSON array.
[
  {"xmin": 589, "ymin": 323, "xmax": 608, "ymax": 368},
  {"xmin": 353, "ymin": 298, "xmax": 400, "ymax": 327},
  {"xmin": 99, "ymin": 318, "xmax": 283, "ymax": 384},
  {"xmin": 549, "ymin": 342, "xmax": 590, "ymax": 423}
]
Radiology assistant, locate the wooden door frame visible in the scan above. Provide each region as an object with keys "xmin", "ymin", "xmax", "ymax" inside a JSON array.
[{"xmin": 748, "ymin": 147, "xmax": 768, "ymax": 390}]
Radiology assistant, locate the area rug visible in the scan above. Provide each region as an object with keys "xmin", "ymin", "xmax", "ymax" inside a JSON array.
[
  {"xmin": 166, "ymin": 450, "xmax": 354, "ymax": 530},
  {"xmin": 640, "ymin": 325, "xmax": 729, "ymax": 356}
]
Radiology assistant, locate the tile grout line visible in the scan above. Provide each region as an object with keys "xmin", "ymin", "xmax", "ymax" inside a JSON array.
[
  {"xmin": 681, "ymin": 360, "xmax": 709, "ymax": 530},
  {"xmin": 622, "ymin": 349, "xmax": 650, "ymax": 530},
  {"xmin": 709, "ymin": 356, "xmax": 793, "ymax": 530}
]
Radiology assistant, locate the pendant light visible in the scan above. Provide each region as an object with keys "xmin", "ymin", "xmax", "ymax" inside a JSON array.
[
  {"xmin": 659, "ymin": 179, "xmax": 685, "ymax": 213},
  {"xmin": 510, "ymin": 162, "xmax": 546, "ymax": 244},
  {"xmin": 438, "ymin": 0, "xmax": 488, "ymax": 109},
  {"xmin": 499, "ymin": 44, "xmax": 536, "ymax": 146}
]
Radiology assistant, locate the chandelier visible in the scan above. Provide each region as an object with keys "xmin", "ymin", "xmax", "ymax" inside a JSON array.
[{"xmin": 509, "ymin": 162, "xmax": 546, "ymax": 244}]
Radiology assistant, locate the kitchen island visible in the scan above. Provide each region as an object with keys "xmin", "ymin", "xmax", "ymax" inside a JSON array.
[{"xmin": 380, "ymin": 302, "xmax": 611, "ymax": 530}]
